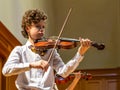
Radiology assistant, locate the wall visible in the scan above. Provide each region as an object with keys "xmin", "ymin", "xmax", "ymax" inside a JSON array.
[
  {"xmin": 53, "ymin": 0, "xmax": 120, "ymax": 69},
  {"xmin": 0, "ymin": 0, "xmax": 120, "ymax": 69},
  {"xmin": 0, "ymin": 0, "xmax": 55, "ymax": 44},
  {"xmin": 117, "ymin": 0, "xmax": 120, "ymax": 67}
]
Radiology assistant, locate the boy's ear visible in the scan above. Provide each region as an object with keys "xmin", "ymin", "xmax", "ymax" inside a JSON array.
[
  {"xmin": 21, "ymin": 26, "xmax": 29, "ymax": 38},
  {"xmin": 21, "ymin": 30, "xmax": 28, "ymax": 38},
  {"xmin": 25, "ymin": 27, "xmax": 29, "ymax": 32}
]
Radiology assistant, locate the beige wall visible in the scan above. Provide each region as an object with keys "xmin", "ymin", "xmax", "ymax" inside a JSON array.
[
  {"xmin": 0, "ymin": 0, "xmax": 120, "ymax": 69},
  {"xmin": 0, "ymin": 0, "xmax": 55, "ymax": 44}
]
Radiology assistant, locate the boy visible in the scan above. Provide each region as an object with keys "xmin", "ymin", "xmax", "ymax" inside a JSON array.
[{"xmin": 2, "ymin": 9, "xmax": 91, "ymax": 90}]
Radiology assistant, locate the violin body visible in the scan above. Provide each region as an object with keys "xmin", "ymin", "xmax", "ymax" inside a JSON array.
[
  {"xmin": 34, "ymin": 36, "xmax": 105, "ymax": 50},
  {"xmin": 34, "ymin": 38, "xmax": 79, "ymax": 50}
]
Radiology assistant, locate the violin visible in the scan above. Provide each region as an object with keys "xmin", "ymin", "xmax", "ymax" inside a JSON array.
[
  {"xmin": 34, "ymin": 36, "xmax": 105, "ymax": 50},
  {"xmin": 55, "ymin": 72, "xmax": 92, "ymax": 84}
]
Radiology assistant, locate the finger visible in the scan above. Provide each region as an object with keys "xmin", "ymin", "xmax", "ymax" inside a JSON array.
[
  {"xmin": 79, "ymin": 37, "xmax": 82, "ymax": 43},
  {"xmin": 79, "ymin": 37, "xmax": 85, "ymax": 46},
  {"xmin": 85, "ymin": 39, "xmax": 91, "ymax": 46},
  {"xmin": 45, "ymin": 66, "xmax": 49, "ymax": 71},
  {"xmin": 82, "ymin": 39, "xmax": 91, "ymax": 47}
]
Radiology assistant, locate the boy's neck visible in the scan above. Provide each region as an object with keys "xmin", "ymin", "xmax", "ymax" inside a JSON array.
[{"xmin": 28, "ymin": 38, "xmax": 35, "ymax": 45}]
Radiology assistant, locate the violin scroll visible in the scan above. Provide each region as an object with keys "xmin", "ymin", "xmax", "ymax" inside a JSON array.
[{"xmin": 91, "ymin": 42, "xmax": 105, "ymax": 50}]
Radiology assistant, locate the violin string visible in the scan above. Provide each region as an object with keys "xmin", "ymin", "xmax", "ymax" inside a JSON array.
[{"xmin": 47, "ymin": 8, "xmax": 72, "ymax": 63}]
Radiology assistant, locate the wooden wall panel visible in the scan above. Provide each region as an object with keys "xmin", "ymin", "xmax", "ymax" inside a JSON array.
[
  {"xmin": 0, "ymin": 58, "xmax": 2, "ymax": 90},
  {"xmin": 0, "ymin": 21, "xmax": 21, "ymax": 57},
  {"xmin": 0, "ymin": 21, "xmax": 21, "ymax": 90},
  {"xmin": 84, "ymin": 80, "xmax": 104, "ymax": 90},
  {"xmin": 57, "ymin": 68, "xmax": 120, "ymax": 90},
  {"xmin": 105, "ymin": 79, "xmax": 120, "ymax": 90}
]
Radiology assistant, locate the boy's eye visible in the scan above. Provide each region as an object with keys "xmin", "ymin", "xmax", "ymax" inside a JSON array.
[
  {"xmin": 35, "ymin": 26, "xmax": 45, "ymax": 30},
  {"xmin": 36, "ymin": 26, "xmax": 41, "ymax": 29}
]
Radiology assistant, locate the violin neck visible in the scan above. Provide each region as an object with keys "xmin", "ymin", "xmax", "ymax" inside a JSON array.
[{"xmin": 60, "ymin": 38, "xmax": 80, "ymax": 42}]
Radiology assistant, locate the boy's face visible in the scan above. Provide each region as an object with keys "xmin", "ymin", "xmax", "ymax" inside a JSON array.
[{"xmin": 26, "ymin": 20, "xmax": 45, "ymax": 40}]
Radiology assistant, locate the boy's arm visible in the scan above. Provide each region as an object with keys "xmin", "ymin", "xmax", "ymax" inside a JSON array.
[{"xmin": 65, "ymin": 72, "xmax": 81, "ymax": 90}]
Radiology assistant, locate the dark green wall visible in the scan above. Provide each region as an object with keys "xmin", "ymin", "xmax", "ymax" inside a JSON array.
[{"xmin": 52, "ymin": 0, "xmax": 120, "ymax": 69}]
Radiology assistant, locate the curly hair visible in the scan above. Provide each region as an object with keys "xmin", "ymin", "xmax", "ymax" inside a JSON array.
[{"xmin": 21, "ymin": 9, "xmax": 47, "ymax": 38}]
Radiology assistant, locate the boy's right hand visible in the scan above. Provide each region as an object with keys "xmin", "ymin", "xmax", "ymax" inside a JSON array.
[{"xmin": 29, "ymin": 60, "xmax": 49, "ymax": 71}]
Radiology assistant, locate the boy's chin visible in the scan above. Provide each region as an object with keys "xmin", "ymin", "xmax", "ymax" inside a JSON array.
[{"xmin": 35, "ymin": 37, "xmax": 44, "ymax": 41}]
